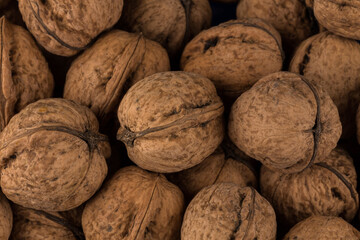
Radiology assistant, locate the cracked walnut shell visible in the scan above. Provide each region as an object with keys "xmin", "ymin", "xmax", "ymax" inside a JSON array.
[{"xmin": 0, "ymin": 192, "xmax": 12, "ymax": 240}]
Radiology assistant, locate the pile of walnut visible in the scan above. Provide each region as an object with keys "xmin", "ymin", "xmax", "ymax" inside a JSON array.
[{"xmin": 0, "ymin": 0, "xmax": 359, "ymax": 239}]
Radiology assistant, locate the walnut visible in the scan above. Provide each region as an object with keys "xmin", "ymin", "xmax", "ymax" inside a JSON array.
[
  {"xmin": 357, "ymin": 104, "xmax": 360, "ymax": 144},
  {"xmin": 0, "ymin": 192, "xmax": 12, "ymax": 240}
]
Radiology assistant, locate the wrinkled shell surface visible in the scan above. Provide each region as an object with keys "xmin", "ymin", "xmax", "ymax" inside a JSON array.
[
  {"xmin": 181, "ymin": 18, "xmax": 283, "ymax": 99},
  {"xmin": 18, "ymin": 0, "xmax": 124, "ymax": 56},
  {"xmin": 283, "ymin": 216, "xmax": 360, "ymax": 240},
  {"xmin": 228, "ymin": 71, "xmax": 342, "ymax": 173},
  {"xmin": 120, "ymin": 0, "xmax": 212, "ymax": 56},
  {"xmin": 290, "ymin": 32, "xmax": 360, "ymax": 138},
  {"xmin": 64, "ymin": 30, "xmax": 170, "ymax": 124},
  {"xmin": 0, "ymin": 98, "xmax": 109, "ymax": 211},
  {"xmin": 0, "ymin": 192, "xmax": 12, "ymax": 240},
  {"xmin": 82, "ymin": 166, "xmax": 184, "ymax": 240},
  {"xmin": 181, "ymin": 184, "xmax": 276, "ymax": 240},
  {"xmin": 314, "ymin": 0, "xmax": 360, "ymax": 40},
  {"xmin": 0, "ymin": 17, "xmax": 54, "ymax": 131},
  {"xmin": 261, "ymin": 148, "xmax": 359, "ymax": 228},
  {"xmin": 117, "ymin": 71, "xmax": 224, "ymax": 173}
]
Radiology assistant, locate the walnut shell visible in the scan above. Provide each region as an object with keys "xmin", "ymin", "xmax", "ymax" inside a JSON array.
[
  {"xmin": 180, "ymin": 18, "xmax": 283, "ymax": 99},
  {"xmin": 18, "ymin": 0, "xmax": 124, "ymax": 56},
  {"xmin": 64, "ymin": 30, "xmax": 170, "ymax": 124},
  {"xmin": 357, "ymin": 104, "xmax": 360, "ymax": 144},
  {"xmin": 261, "ymin": 148, "xmax": 359, "ymax": 228},
  {"xmin": 181, "ymin": 184, "xmax": 276, "ymax": 240},
  {"xmin": 0, "ymin": 16, "xmax": 53, "ymax": 131},
  {"xmin": 0, "ymin": 98, "xmax": 110, "ymax": 211},
  {"xmin": 313, "ymin": 0, "xmax": 360, "ymax": 40},
  {"xmin": 228, "ymin": 71, "xmax": 342, "ymax": 173},
  {"xmin": 283, "ymin": 216, "xmax": 360, "ymax": 240},
  {"xmin": 290, "ymin": 32, "xmax": 360, "ymax": 139},
  {"xmin": 119, "ymin": 0, "xmax": 212, "ymax": 57},
  {"xmin": 0, "ymin": 192, "xmax": 12, "ymax": 240},
  {"xmin": 117, "ymin": 71, "xmax": 224, "ymax": 173},
  {"xmin": 82, "ymin": 166, "xmax": 184, "ymax": 240}
]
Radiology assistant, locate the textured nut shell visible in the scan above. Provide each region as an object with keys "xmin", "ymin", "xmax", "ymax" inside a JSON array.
[
  {"xmin": 18, "ymin": 0, "xmax": 124, "ymax": 56},
  {"xmin": 261, "ymin": 148, "xmax": 359, "ymax": 228},
  {"xmin": 357, "ymin": 104, "xmax": 360, "ymax": 143},
  {"xmin": 0, "ymin": 17, "xmax": 53, "ymax": 131},
  {"xmin": 314, "ymin": 0, "xmax": 360, "ymax": 40},
  {"xmin": 181, "ymin": 184, "xmax": 276, "ymax": 240},
  {"xmin": 181, "ymin": 18, "xmax": 283, "ymax": 98},
  {"xmin": 120, "ymin": 0, "xmax": 212, "ymax": 56},
  {"xmin": 64, "ymin": 30, "xmax": 170, "ymax": 124},
  {"xmin": 82, "ymin": 166, "xmax": 184, "ymax": 240},
  {"xmin": 117, "ymin": 71, "xmax": 224, "ymax": 173},
  {"xmin": 289, "ymin": 32, "xmax": 360, "ymax": 138},
  {"xmin": 283, "ymin": 216, "xmax": 360, "ymax": 240},
  {"xmin": 0, "ymin": 98, "xmax": 109, "ymax": 211},
  {"xmin": 228, "ymin": 72, "xmax": 341, "ymax": 173},
  {"xmin": 0, "ymin": 192, "xmax": 12, "ymax": 240}
]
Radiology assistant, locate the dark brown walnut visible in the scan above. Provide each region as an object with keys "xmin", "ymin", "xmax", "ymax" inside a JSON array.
[
  {"xmin": 119, "ymin": 0, "xmax": 212, "ymax": 57},
  {"xmin": 283, "ymin": 216, "xmax": 360, "ymax": 240},
  {"xmin": 0, "ymin": 192, "xmax": 12, "ymax": 240},
  {"xmin": 64, "ymin": 30, "xmax": 170, "ymax": 125},
  {"xmin": 357, "ymin": 104, "xmax": 360, "ymax": 144},
  {"xmin": 0, "ymin": 16, "xmax": 53, "ymax": 131},
  {"xmin": 167, "ymin": 140, "xmax": 257, "ymax": 201},
  {"xmin": 228, "ymin": 72, "xmax": 342, "ymax": 173},
  {"xmin": 314, "ymin": 0, "xmax": 360, "ymax": 40},
  {"xmin": 236, "ymin": 0, "xmax": 316, "ymax": 55},
  {"xmin": 261, "ymin": 148, "xmax": 359, "ymax": 229},
  {"xmin": 290, "ymin": 32, "xmax": 360, "ymax": 138},
  {"xmin": 18, "ymin": 0, "xmax": 124, "ymax": 56},
  {"xmin": 10, "ymin": 204, "xmax": 84, "ymax": 240},
  {"xmin": 82, "ymin": 166, "xmax": 184, "ymax": 240},
  {"xmin": 180, "ymin": 18, "xmax": 283, "ymax": 100},
  {"xmin": 181, "ymin": 184, "xmax": 276, "ymax": 240},
  {"xmin": 117, "ymin": 71, "xmax": 224, "ymax": 173},
  {"xmin": 0, "ymin": 98, "xmax": 110, "ymax": 212}
]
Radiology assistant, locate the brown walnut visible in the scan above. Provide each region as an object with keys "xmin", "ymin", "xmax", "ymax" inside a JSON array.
[{"xmin": 0, "ymin": 192, "xmax": 12, "ymax": 240}]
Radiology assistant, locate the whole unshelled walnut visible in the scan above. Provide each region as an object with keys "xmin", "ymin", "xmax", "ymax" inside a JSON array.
[
  {"xmin": 18, "ymin": 0, "xmax": 124, "ymax": 56},
  {"xmin": 228, "ymin": 72, "xmax": 341, "ymax": 173},
  {"xmin": 82, "ymin": 166, "xmax": 184, "ymax": 240},
  {"xmin": 0, "ymin": 98, "xmax": 110, "ymax": 212},
  {"xmin": 0, "ymin": 192, "xmax": 12, "ymax": 240}
]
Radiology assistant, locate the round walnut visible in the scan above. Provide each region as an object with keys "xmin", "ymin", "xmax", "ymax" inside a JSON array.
[
  {"xmin": 0, "ymin": 98, "xmax": 110, "ymax": 212},
  {"xmin": 290, "ymin": 31, "xmax": 360, "ymax": 138},
  {"xmin": 181, "ymin": 184, "xmax": 276, "ymax": 240},
  {"xmin": 313, "ymin": 0, "xmax": 360, "ymax": 40},
  {"xmin": 119, "ymin": 0, "xmax": 212, "ymax": 57},
  {"xmin": 18, "ymin": 0, "xmax": 124, "ymax": 56},
  {"xmin": 0, "ymin": 192, "xmax": 12, "ymax": 240},
  {"xmin": 180, "ymin": 18, "xmax": 283, "ymax": 100},
  {"xmin": 64, "ymin": 30, "xmax": 170, "ymax": 125},
  {"xmin": 228, "ymin": 71, "xmax": 342, "ymax": 173},
  {"xmin": 0, "ymin": 16, "xmax": 53, "ymax": 131},
  {"xmin": 117, "ymin": 71, "xmax": 224, "ymax": 173},
  {"xmin": 82, "ymin": 166, "xmax": 184, "ymax": 240},
  {"xmin": 236, "ymin": 0, "xmax": 316, "ymax": 54},
  {"xmin": 283, "ymin": 216, "xmax": 360, "ymax": 240},
  {"xmin": 261, "ymin": 148, "xmax": 359, "ymax": 228}
]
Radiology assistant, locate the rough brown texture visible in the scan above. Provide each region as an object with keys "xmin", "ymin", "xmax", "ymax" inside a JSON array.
[
  {"xmin": 0, "ymin": 98, "xmax": 110, "ymax": 212},
  {"xmin": 181, "ymin": 18, "xmax": 283, "ymax": 100},
  {"xmin": 314, "ymin": 0, "xmax": 360, "ymax": 40},
  {"xmin": 181, "ymin": 184, "xmax": 276, "ymax": 240},
  {"xmin": 236, "ymin": 0, "xmax": 316, "ymax": 54},
  {"xmin": 283, "ymin": 216, "xmax": 360, "ymax": 240},
  {"xmin": 228, "ymin": 71, "xmax": 342, "ymax": 173},
  {"xmin": 357, "ymin": 104, "xmax": 360, "ymax": 144},
  {"xmin": 119, "ymin": 0, "xmax": 212, "ymax": 57},
  {"xmin": 167, "ymin": 140, "xmax": 257, "ymax": 201},
  {"xmin": 0, "ymin": 192, "xmax": 12, "ymax": 240},
  {"xmin": 82, "ymin": 166, "xmax": 184, "ymax": 240},
  {"xmin": 290, "ymin": 31, "xmax": 360, "ymax": 139},
  {"xmin": 117, "ymin": 71, "xmax": 224, "ymax": 173},
  {"xmin": 64, "ymin": 30, "xmax": 170, "ymax": 125},
  {"xmin": 0, "ymin": 16, "xmax": 53, "ymax": 131},
  {"xmin": 18, "ymin": 0, "xmax": 124, "ymax": 56},
  {"xmin": 261, "ymin": 148, "xmax": 359, "ymax": 228}
]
